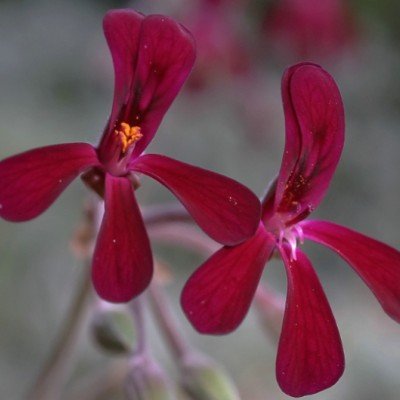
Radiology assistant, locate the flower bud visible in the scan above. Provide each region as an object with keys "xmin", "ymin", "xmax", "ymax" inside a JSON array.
[
  {"xmin": 91, "ymin": 306, "xmax": 135, "ymax": 355},
  {"xmin": 125, "ymin": 355, "xmax": 175, "ymax": 400},
  {"xmin": 179, "ymin": 353, "xmax": 240, "ymax": 400}
]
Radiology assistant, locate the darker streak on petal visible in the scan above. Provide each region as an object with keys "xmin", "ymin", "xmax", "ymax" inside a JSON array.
[
  {"xmin": 99, "ymin": 10, "xmax": 196, "ymax": 159},
  {"xmin": 264, "ymin": 63, "xmax": 344, "ymax": 225}
]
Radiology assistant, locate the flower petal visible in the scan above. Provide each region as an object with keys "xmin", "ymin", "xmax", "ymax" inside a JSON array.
[
  {"xmin": 263, "ymin": 63, "xmax": 344, "ymax": 225},
  {"xmin": 131, "ymin": 154, "xmax": 261, "ymax": 246},
  {"xmin": 0, "ymin": 143, "xmax": 98, "ymax": 222},
  {"xmin": 277, "ymin": 246, "xmax": 344, "ymax": 397},
  {"xmin": 100, "ymin": 10, "xmax": 195, "ymax": 158},
  {"xmin": 102, "ymin": 9, "xmax": 144, "ymax": 128},
  {"xmin": 130, "ymin": 15, "xmax": 196, "ymax": 157},
  {"xmin": 301, "ymin": 220, "xmax": 400, "ymax": 323},
  {"xmin": 92, "ymin": 174, "xmax": 153, "ymax": 303},
  {"xmin": 181, "ymin": 225, "xmax": 275, "ymax": 334}
]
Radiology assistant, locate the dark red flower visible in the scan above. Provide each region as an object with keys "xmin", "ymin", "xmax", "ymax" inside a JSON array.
[
  {"xmin": 181, "ymin": 62, "xmax": 400, "ymax": 397},
  {"xmin": 264, "ymin": 0, "xmax": 356, "ymax": 59},
  {"xmin": 0, "ymin": 10, "xmax": 260, "ymax": 303}
]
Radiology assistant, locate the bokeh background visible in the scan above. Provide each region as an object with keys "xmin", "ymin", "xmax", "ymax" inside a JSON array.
[{"xmin": 1, "ymin": 0, "xmax": 400, "ymax": 399}]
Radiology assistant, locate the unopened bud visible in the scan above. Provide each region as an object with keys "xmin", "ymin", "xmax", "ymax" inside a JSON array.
[
  {"xmin": 91, "ymin": 306, "xmax": 135, "ymax": 355},
  {"xmin": 125, "ymin": 355, "xmax": 175, "ymax": 400},
  {"xmin": 179, "ymin": 353, "xmax": 240, "ymax": 400}
]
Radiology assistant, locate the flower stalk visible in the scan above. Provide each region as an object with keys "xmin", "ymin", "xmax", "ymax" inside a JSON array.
[
  {"xmin": 28, "ymin": 250, "xmax": 93, "ymax": 400},
  {"xmin": 125, "ymin": 294, "xmax": 176, "ymax": 399},
  {"xmin": 28, "ymin": 197, "xmax": 102, "ymax": 400},
  {"xmin": 28, "ymin": 200, "xmax": 194, "ymax": 400},
  {"xmin": 129, "ymin": 296, "xmax": 148, "ymax": 357},
  {"xmin": 149, "ymin": 283, "xmax": 240, "ymax": 399},
  {"xmin": 148, "ymin": 283, "xmax": 189, "ymax": 361}
]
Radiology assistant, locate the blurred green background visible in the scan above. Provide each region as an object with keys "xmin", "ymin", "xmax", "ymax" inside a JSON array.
[{"xmin": 0, "ymin": 0, "xmax": 400, "ymax": 399}]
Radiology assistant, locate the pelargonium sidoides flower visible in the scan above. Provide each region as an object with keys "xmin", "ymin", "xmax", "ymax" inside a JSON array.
[
  {"xmin": 181, "ymin": 62, "xmax": 400, "ymax": 397},
  {"xmin": 264, "ymin": 0, "xmax": 356, "ymax": 59},
  {"xmin": 183, "ymin": 0, "xmax": 251, "ymax": 91},
  {"xmin": 0, "ymin": 9, "xmax": 260, "ymax": 303}
]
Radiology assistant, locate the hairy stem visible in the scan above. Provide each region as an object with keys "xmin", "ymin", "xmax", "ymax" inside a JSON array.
[
  {"xmin": 66, "ymin": 360, "xmax": 129, "ymax": 400},
  {"xmin": 148, "ymin": 222, "xmax": 219, "ymax": 256},
  {"xmin": 254, "ymin": 283, "xmax": 285, "ymax": 342},
  {"xmin": 28, "ymin": 263, "xmax": 93, "ymax": 400},
  {"xmin": 129, "ymin": 296, "xmax": 148, "ymax": 357},
  {"xmin": 142, "ymin": 202, "xmax": 191, "ymax": 226},
  {"xmin": 27, "ymin": 201, "xmax": 193, "ymax": 400},
  {"xmin": 148, "ymin": 283, "xmax": 190, "ymax": 361},
  {"xmin": 28, "ymin": 197, "xmax": 101, "ymax": 400}
]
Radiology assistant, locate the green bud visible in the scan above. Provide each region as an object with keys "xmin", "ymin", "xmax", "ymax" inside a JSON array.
[
  {"xmin": 91, "ymin": 307, "xmax": 135, "ymax": 355},
  {"xmin": 179, "ymin": 353, "xmax": 241, "ymax": 400},
  {"xmin": 125, "ymin": 356, "xmax": 176, "ymax": 400}
]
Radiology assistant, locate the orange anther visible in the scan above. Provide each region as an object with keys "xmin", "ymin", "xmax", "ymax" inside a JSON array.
[{"xmin": 115, "ymin": 122, "xmax": 143, "ymax": 153}]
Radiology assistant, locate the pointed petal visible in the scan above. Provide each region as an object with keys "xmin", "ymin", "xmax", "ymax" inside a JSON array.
[
  {"xmin": 264, "ymin": 63, "xmax": 344, "ymax": 225},
  {"xmin": 131, "ymin": 154, "xmax": 261, "ymax": 245},
  {"xmin": 0, "ymin": 143, "xmax": 98, "ymax": 222},
  {"xmin": 277, "ymin": 247, "xmax": 344, "ymax": 397},
  {"xmin": 181, "ymin": 225, "xmax": 275, "ymax": 334},
  {"xmin": 92, "ymin": 174, "xmax": 153, "ymax": 303},
  {"xmin": 100, "ymin": 10, "xmax": 195, "ymax": 157},
  {"xmin": 301, "ymin": 220, "xmax": 400, "ymax": 323}
]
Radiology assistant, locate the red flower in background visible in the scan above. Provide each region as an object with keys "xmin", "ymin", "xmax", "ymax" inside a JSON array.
[
  {"xmin": 181, "ymin": 63, "xmax": 400, "ymax": 397},
  {"xmin": 0, "ymin": 10, "xmax": 260, "ymax": 303},
  {"xmin": 264, "ymin": 0, "xmax": 356, "ymax": 59},
  {"xmin": 183, "ymin": 0, "xmax": 251, "ymax": 91}
]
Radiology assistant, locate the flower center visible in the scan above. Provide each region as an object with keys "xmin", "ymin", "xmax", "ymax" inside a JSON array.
[
  {"xmin": 115, "ymin": 122, "xmax": 143, "ymax": 154},
  {"xmin": 278, "ymin": 224, "xmax": 304, "ymax": 260}
]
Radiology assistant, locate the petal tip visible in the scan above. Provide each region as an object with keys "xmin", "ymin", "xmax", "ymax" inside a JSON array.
[
  {"xmin": 180, "ymin": 288, "xmax": 239, "ymax": 335},
  {"xmin": 277, "ymin": 361, "xmax": 344, "ymax": 397}
]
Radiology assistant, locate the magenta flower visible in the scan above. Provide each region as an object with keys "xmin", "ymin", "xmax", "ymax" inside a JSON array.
[
  {"xmin": 264, "ymin": 0, "xmax": 356, "ymax": 59},
  {"xmin": 183, "ymin": 0, "xmax": 251, "ymax": 91},
  {"xmin": 0, "ymin": 10, "xmax": 260, "ymax": 303},
  {"xmin": 181, "ymin": 63, "xmax": 400, "ymax": 397}
]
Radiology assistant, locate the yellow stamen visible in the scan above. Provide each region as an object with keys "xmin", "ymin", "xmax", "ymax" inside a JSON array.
[{"xmin": 115, "ymin": 122, "xmax": 143, "ymax": 153}]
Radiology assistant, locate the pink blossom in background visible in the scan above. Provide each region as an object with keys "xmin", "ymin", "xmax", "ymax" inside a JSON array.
[
  {"xmin": 0, "ymin": 9, "xmax": 260, "ymax": 303},
  {"xmin": 181, "ymin": 62, "xmax": 400, "ymax": 397},
  {"xmin": 263, "ymin": 0, "xmax": 356, "ymax": 60},
  {"xmin": 183, "ymin": 0, "xmax": 251, "ymax": 91},
  {"xmin": 201, "ymin": 0, "xmax": 246, "ymax": 5}
]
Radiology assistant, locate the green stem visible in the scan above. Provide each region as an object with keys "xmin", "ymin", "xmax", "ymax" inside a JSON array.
[
  {"xmin": 142, "ymin": 202, "xmax": 191, "ymax": 226},
  {"xmin": 28, "ymin": 264, "xmax": 93, "ymax": 400},
  {"xmin": 129, "ymin": 296, "xmax": 148, "ymax": 357},
  {"xmin": 148, "ymin": 283, "xmax": 190, "ymax": 361},
  {"xmin": 27, "ymin": 201, "xmax": 192, "ymax": 400}
]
